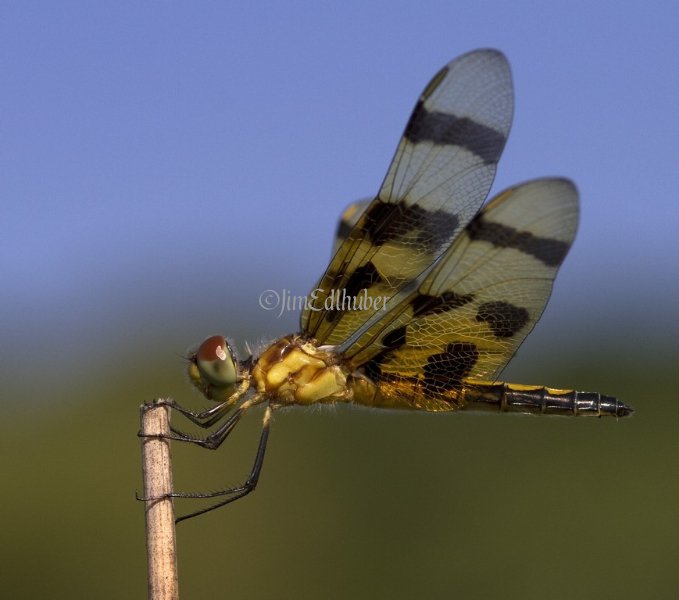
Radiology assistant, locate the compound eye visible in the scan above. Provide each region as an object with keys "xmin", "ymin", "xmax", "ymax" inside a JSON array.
[{"xmin": 189, "ymin": 335, "xmax": 238, "ymax": 395}]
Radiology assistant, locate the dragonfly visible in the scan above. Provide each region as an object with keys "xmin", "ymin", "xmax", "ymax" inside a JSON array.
[{"xmin": 145, "ymin": 49, "xmax": 633, "ymax": 523}]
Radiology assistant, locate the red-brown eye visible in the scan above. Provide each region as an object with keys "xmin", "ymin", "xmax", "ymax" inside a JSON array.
[{"xmin": 188, "ymin": 335, "xmax": 238, "ymax": 400}]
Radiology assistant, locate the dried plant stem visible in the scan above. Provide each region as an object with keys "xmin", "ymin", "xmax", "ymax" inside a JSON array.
[{"xmin": 140, "ymin": 400, "xmax": 179, "ymax": 600}]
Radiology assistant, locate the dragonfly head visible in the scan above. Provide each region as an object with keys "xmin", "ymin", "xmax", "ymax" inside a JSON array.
[{"xmin": 187, "ymin": 335, "xmax": 239, "ymax": 401}]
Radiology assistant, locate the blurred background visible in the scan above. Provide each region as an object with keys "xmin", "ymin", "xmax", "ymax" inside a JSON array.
[{"xmin": 2, "ymin": 1, "xmax": 678, "ymax": 598}]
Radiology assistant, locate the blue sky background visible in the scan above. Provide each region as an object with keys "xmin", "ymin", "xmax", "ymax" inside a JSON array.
[{"xmin": 2, "ymin": 1, "xmax": 678, "ymax": 396}]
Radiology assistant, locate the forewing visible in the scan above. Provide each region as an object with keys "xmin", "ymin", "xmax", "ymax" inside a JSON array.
[
  {"xmin": 302, "ymin": 49, "xmax": 514, "ymax": 346},
  {"xmin": 351, "ymin": 179, "xmax": 579, "ymax": 394},
  {"xmin": 332, "ymin": 199, "xmax": 371, "ymax": 256}
]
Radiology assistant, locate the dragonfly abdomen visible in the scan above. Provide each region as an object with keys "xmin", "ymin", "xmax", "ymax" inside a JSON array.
[{"xmin": 463, "ymin": 382, "xmax": 632, "ymax": 417}]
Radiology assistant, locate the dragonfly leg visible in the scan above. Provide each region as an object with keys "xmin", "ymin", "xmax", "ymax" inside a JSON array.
[
  {"xmin": 138, "ymin": 404, "xmax": 273, "ymax": 522},
  {"xmin": 173, "ymin": 405, "xmax": 273, "ymax": 523},
  {"xmin": 141, "ymin": 379, "xmax": 250, "ymax": 428},
  {"xmin": 140, "ymin": 394, "xmax": 260, "ymax": 449}
]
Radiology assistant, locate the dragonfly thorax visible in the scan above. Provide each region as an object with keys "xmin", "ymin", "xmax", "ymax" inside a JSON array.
[{"xmin": 252, "ymin": 335, "xmax": 349, "ymax": 405}]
